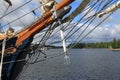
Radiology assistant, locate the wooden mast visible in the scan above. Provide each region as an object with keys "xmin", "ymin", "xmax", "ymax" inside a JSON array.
[{"xmin": 16, "ymin": 0, "xmax": 75, "ymax": 46}]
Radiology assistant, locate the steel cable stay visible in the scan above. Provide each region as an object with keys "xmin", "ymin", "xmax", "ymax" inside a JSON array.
[
  {"xmin": 28, "ymin": 23, "xmax": 60, "ymax": 62},
  {"xmin": 0, "ymin": 0, "xmax": 116, "ymax": 47},
  {"xmin": 66, "ymin": 0, "xmax": 115, "ymax": 48},
  {"xmin": 0, "ymin": 0, "xmax": 112, "ymax": 47},
  {"xmin": 0, "ymin": 0, "xmax": 33, "ymax": 20},
  {"xmin": 62, "ymin": 0, "xmax": 98, "ymax": 30},
  {"xmin": 0, "ymin": 4, "xmax": 10, "ymax": 32},
  {"xmin": 0, "ymin": 0, "xmax": 108, "ymax": 63},
  {"xmin": 47, "ymin": 17, "xmax": 93, "ymax": 45},
  {"xmin": 0, "ymin": 0, "xmax": 115, "ymax": 63},
  {"xmin": 32, "ymin": 23, "xmax": 57, "ymax": 51},
  {"xmin": 14, "ymin": 12, "xmax": 112, "ymax": 78},
  {"xmin": 13, "ymin": 11, "xmax": 112, "ymax": 78},
  {"xmin": 35, "ymin": 20, "xmax": 67, "ymax": 48},
  {"xmin": 47, "ymin": 16, "xmax": 94, "ymax": 45},
  {"xmin": 41, "ymin": 0, "xmax": 116, "ymax": 46},
  {"xmin": 73, "ymin": 0, "xmax": 109, "ymax": 41},
  {"xmin": 0, "ymin": 0, "xmax": 118, "ymax": 79},
  {"xmin": 68, "ymin": 17, "xmax": 96, "ymax": 48},
  {"xmin": 14, "ymin": 50, "xmax": 65, "ymax": 80},
  {"xmin": 63, "ymin": 0, "xmax": 100, "ymax": 40},
  {"xmin": 65, "ymin": 0, "xmax": 105, "ymax": 45},
  {"xmin": 2, "ymin": 4, "xmax": 24, "ymax": 29},
  {"xmin": 0, "ymin": 6, "xmax": 41, "ymax": 46},
  {"xmin": 64, "ymin": 0, "xmax": 111, "ymax": 40},
  {"xmin": 64, "ymin": 15, "xmax": 95, "ymax": 43},
  {"xmin": 32, "ymin": 20, "xmax": 70, "ymax": 58},
  {"xmin": 74, "ymin": 17, "xmax": 96, "ymax": 42},
  {"xmin": 0, "ymin": 4, "xmax": 12, "ymax": 80},
  {"xmin": 9, "ymin": 9, "xmax": 113, "ymax": 78},
  {"xmin": 41, "ymin": 23, "xmax": 63, "ymax": 46},
  {"xmin": 33, "ymin": 31, "xmax": 48, "ymax": 41},
  {"xmin": 64, "ymin": 2, "xmax": 106, "ymax": 48},
  {"xmin": 38, "ymin": 24, "xmax": 55, "ymax": 45},
  {"xmin": 0, "ymin": 31, "xmax": 7, "ymax": 80},
  {"xmin": 68, "ymin": 12, "xmax": 114, "ymax": 50},
  {"xmin": 47, "ymin": 22, "xmax": 76, "ymax": 43},
  {"xmin": 46, "ymin": 18, "xmax": 92, "ymax": 44},
  {"xmin": 0, "ymin": 5, "xmax": 41, "ymax": 30},
  {"xmin": 63, "ymin": 0, "xmax": 113, "ymax": 43},
  {"xmin": 0, "ymin": 4, "xmax": 41, "ymax": 77},
  {"xmin": 12, "ymin": 9, "xmax": 27, "ymax": 27},
  {"xmin": 11, "ymin": 6, "xmax": 40, "ymax": 32},
  {"xmin": 61, "ymin": 0, "xmax": 94, "ymax": 32},
  {"xmin": 79, "ymin": 0, "xmax": 98, "ymax": 13},
  {"xmin": 2, "ymin": 46, "xmax": 62, "ymax": 65},
  {"xmin": 42, "ymin": 0, "xmax": 116, "ymax": 54},
  {"xmin": 0, "ymin": 8, "xmax": 116, "ymax": 80}
]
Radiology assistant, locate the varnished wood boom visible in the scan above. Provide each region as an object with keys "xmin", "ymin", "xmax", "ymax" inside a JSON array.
[{"xmin": 16, "ymin": 0, "xmax": 75, "ymax": 46}]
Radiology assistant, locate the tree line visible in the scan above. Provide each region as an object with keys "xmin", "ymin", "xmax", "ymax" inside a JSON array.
[{"xmin": 68, "ymin": 38, "xmax": 120, "ymax": 48}]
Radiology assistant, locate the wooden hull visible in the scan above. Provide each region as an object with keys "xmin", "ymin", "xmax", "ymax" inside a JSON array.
[{"xmin": 2, "ymin": 36, "xmax": 33, "ymax": 80}]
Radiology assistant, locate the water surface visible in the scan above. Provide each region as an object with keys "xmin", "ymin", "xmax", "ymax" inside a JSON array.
[{"xmin": 18, "ymin": 49, "xmax": 120, "ymax": 80}]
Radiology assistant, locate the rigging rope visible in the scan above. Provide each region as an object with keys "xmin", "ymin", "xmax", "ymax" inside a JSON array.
[
  {"xmin": 65, "ymin": 0, "xmax": 104, "ymax": 47},
  {"xmin": 0, "ymin": 0, "xmax": 33, "ymax": 20},
  {"xmin": 0, "ymin": 6, "xmax": 41, "ymax": 29},
  {"xmin": 0, "ymin": 31, "xmax": 6, "ymax": 80},
  {"xmin": 69, "ymin": 13, "xmax": 113, "ymax": 49},
  {"xmin": 0, "ymin": 0, "xmax": 118, "ymax": 79}
]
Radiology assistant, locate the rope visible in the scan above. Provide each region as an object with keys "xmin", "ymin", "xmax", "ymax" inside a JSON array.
[
  {"xmin": 7, "ymin": 1, "xmax": 116, "ymax": 79},
  {"xmin": 0, "ymin": 0, "xmax": 117, "ymax": 79},
  {"xmin": 0, "ymin": 0, "xmax": 33, "ymax": 20},
  {"xmin": 0, "ymin": 6, "xmax": 41, "ymax": 29},
  {"xmin": 68, "ymin": 12, "xmax": 113, "ymax": 49},
  {"xmin": 66, "ymin": 0, "xmax": 104, "ymax": 46},
  {"xmin": 0, "ymin": 32, "xmax": 6, "ymax": 80}
]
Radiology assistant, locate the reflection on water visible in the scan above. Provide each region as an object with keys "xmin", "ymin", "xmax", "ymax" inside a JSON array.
[{"xmin": 18, "ymin": 49, "xmax": 120, "ymax": 80}]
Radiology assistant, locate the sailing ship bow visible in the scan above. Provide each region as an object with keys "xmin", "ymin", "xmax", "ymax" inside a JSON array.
[{"xmin": 16, "ymin": 0, "xmax": 75, "ymax": 46}]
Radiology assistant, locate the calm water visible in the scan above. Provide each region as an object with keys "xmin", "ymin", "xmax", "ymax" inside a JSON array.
[{"xmin": 17, "ymin": 49, "xmax": 120, "ymax": 80}]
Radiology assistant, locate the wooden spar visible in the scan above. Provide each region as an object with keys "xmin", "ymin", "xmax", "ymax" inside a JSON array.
[
  {"xmin": 63, "ymin": 0, "xmax": 91, "ymax": 22},
  {"xmin": 16, "ymin": 0, "xmax": 75, "ymax": 46}
]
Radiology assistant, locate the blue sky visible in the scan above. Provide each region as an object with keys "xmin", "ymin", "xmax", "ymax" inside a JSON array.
[
  {"xmin": 69, "ymin": 0, "xmax": 120, "ymax": 42},
  {"xmin": 0, "ymin": 0, "xmax": 120, "ymax": 43}
]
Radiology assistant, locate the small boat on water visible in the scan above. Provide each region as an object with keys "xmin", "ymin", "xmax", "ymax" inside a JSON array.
[{"xmin": 109, "ymin": 45, "xmax": 120, "ymax": 51}]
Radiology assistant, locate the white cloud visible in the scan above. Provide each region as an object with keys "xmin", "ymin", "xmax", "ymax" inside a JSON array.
[
  {"xmin": 0, "ymin": 0, "xmax": 120, "ymax": 43},
  {"xmin": 0, "ymin": 0, "xmax": 40, "ymax": 32}
]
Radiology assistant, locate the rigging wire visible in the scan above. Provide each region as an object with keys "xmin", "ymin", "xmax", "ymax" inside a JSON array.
[
  {"xmin": 13, "ymin": 10, "xmax": 27, "ymax": 27},
  {"xmin": 47, "ymin": 0, "xmax": 116, "ymax": 46},
  {"xmin": 63, "ymin": 0, "xmax": 113, "ymax": 42},
  {"xmin": 0, "ymin": 31, "xmax": 6, "ymax": 80},
  {"xmin": 0, "ymin": 0, "xmax": 118, "ymax": 79},
  {"xmin": 23, "ymin": 0, "xmax": 113, "ymax": 65},
  {"xmin": 32, "ymin": 0, "xmax": 116, "ymax": 47},
  {"xmin": 0, "ymin": 2, "xmax": 11, "ymax": 31},
  {"xmin": 68, "ymin": 13, "xmax": 114, "ymax": 50},
  {"xmin": 0, "ymin": 6, "xmax": 41, "ymax": 29},
  {"xmin": 66, "ymin": 0, "xmax": 104, "ymax": 47},
  {"xmin": 0, "ymin": 0, "xmax": 33, "ymax": 20},
  {"xmin": 63, "ymin": 0, "xmax": 99, "ymax": 40},
  {"xmin": 0, "ymin": 6, "xmax": 41, "ymax": 46},
  {"xmin": 40, "ymin": 22, "xmax": 59, "ymax": 44}
]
